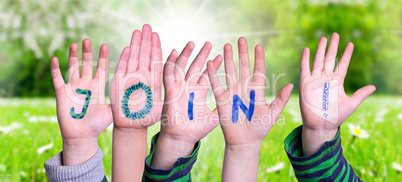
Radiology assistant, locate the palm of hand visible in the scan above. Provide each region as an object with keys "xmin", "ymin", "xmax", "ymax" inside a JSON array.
[
  {"xmin": 299, "ymin": 34, "xmax": 376, "ymax": 131},
  {"xmin": 207, "ymin": 38, "xmax": 294, "ymax": 146},
  {"xmin": 161, "ymin": 42, "xmax": 218, "ymax": 143},
  {"xmin": 110, "ymin": 70, "xmax": 163, "ymax": 129},
  {"xmin": 110, "ymin": 26, "xmax": 163, "ymax": 130},
  {"xmin": 51, "ymin": 40, "xmax": 112, "ymax": 141},
  {"xmin": 214, "ymin": 84, "xmax": 275, "ymax": 146},
  {"xmin": 56, "ymin": 80, "xmax": 111, "ymax": 140}
]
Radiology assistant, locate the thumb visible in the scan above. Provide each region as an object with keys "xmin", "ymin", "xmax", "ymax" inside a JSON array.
[
  {"xmin": 350, "ymin": 85, "xmax": 376, "ymax": 107},
  {"xmin": 102, "ymin": 105, "xmax": 114, "ymax": 130},
  {"xmin": 269, "ymin": 83, "xmax": 294, "ymax": 117}
]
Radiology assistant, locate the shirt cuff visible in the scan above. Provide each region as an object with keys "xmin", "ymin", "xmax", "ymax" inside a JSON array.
[
  {"xmin": 284, "ymin": 125, "xmax": 342, "ymax": 179},
  {"xmin": 143, "ymin": 132, "xmax": 200, "ymax": 182},
  {"xmin": 44, "ymin": 147, "xmax": 107, "ymax": 182}
]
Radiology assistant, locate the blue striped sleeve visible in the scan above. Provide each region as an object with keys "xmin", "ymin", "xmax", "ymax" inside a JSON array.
[
  {"xmin": 143, "ymin": 133, "xmax": 200, "ymax": 182},
  {"xmin": 284, "ymin": 125, "xmax": 362, "ymax": 182}
]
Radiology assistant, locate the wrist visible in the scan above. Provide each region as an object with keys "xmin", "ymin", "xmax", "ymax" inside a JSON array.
[
  {"xmin": 113, "ymin": 124, "xmax": 148, "ymax": 135},
  {"xmin": 302, "ymin": 125, "xmax": 338, "ymax": 156},
  {"xmin": 225, "ymin": 143, "xmax": 261, "ymax": 159},
  {"xmin": 159, "ymin": 132, "xmax": 196, "ymax": 153},
  {"xmin": 62, "ymin": 138, "xmax": 98, "ymax": 166},
  {"xmin": 112, "ymin": 125, "xmax": 148, "ymax": 181},
  {"xmin": 222, "ymin": 143, "xmax": 261, "ymax": 182},
  {"xmin": 150, "ymin": 133, "xmax": 197, "ymax": 170}
]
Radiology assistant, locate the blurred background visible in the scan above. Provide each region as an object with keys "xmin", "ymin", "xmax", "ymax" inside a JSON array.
[{"xmin": 0, "ymin": 0, "xmax": 401, "ymax": 181}]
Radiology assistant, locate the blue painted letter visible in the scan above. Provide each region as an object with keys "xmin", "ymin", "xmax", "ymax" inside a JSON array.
[
  {"xmin": 322, "ymin": 82, "xmax": 330, "ymax": 119},
  {"xmin": 70, "ymin": 88, "xmax": 91, "ymax": 119},
  {"xmin": 121, "ymin": 82, "xmax": 153, "ymax": 120},
  {"xmin": 188, "ymin": 92, "xmax": 194, "ymax": 120},
  {"xmin": 232, "ymin": 90, "xmax": 255, "ymax": 123}
]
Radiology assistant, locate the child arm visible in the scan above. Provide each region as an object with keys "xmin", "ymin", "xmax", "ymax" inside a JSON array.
[
  {"xmin": 207, "ymin": 38, "xmax": 293, "ymax": 182},
  {"xmin": 109, "ymin": 24, "xmax": 164, "ymax": 181},
  {"xmin": 143, "ymin": 42, "xmax": 220, "ymax": 181},
  {"xmin": 291, "ymin": 33, "xmax": 375, "ymax": 181},
  {"xmin": 45, "ymin": 40, "xmax": 112, "ymax": 181}
]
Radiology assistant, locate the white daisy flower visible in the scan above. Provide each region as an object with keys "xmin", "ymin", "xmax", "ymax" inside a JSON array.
[
  {"xmin": 22, "ymin": 130, "xmax": 29, "ymax": 135},
  {"xmin": 50, "ymin": 116, "xmax": 58, "ymax": 123},
  {"xmin": 36, "ymin": 168, "xmax": 45, "ymax": 173},
  {"xmin": 0, "ymin": 164, "xmax": 5, "ymax": 171},
  {"xmin": 392, "ymin": 162, "xmax": 402, "ymax": 172},
  {"xmin": 374, "ymin": 109, "xmax": 388, "ymax": 122},
  {"xmin": 19, "ymin": 171, "xmax": 26, "ymax": 177},
  {"xmin": 23, "ymin": 111, "xmax": 30, "ymax": 117},
  {"xmin": 347, "ymin": 124, "xmax": 369, "ymax": 138},
  {"xmin": 37, "ymin": 143, "xmax": 53, "ymax": 155},
  {"xmin": 397, "ymin": 113, "xmax": 402, "ymax": 120},
  {"xmin": 28, "ymin": 116, "xmax": 38, "ymax": 123},
  {"xmin": 29, "ymin": 116, "xmax": 57, "ymax": 123},
  {"xmin": 38, "ymin": 116, "xmax": 49, "ymax": 122},
  {"xmin": 0, "ymin": 122, "xmax": 22, "ymax": 134},
  {"xmin": 266, "ymin": 162, "xmax": 284, "ymax": 173}
]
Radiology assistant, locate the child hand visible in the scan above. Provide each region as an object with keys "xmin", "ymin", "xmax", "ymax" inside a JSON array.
[
  {"xmin": 207, "ymin": 38, "xmax": 293, "ymax": 181},
  {"xmin": 299, "ymin": 33, "xmax": 376, "ymax": 156},
  {"xmin": 109, "ymin": 24, "xmax": 163, "ymax": 181},
  {"xmin": 50, "ymin": 39, "xmax": 112, "ymax": 166},
  {"xmin": 207, "ymin": 38, "xmax": 293, "ymax": 147},
  {"xmin": 110, "ymin": 24, "xmax": 163, "ymax": 131},
  {"xmin": 150, "ymin": 42, "xmax": 220, "ymax": 169}
]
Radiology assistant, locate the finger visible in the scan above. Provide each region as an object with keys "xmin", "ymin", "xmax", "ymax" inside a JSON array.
[
  {"xmin": 94, "ymin": 44, "xmax": 109, "ymax": 85},
  {"xmin": 197, "ymin": 69, "xmax": 209, "ymax": 86},
  {"xmin": 199, "ymin": 55, "xmax": 223, "ymax": 85},
  {"xmin": 100, "ymin": 105, "xmax": 113, "ymax": 131},
  {"xmin": 138, "ymin": 24, "xmax": 152, "ymax": 70},
  {"xmin": 311, "ymin": 37, "xmax": 327, "ymax": 74},
  {"xmin": 238, "ymin": 37, "xmax": 251, "ymax": 81},
  {"xmin": 269, "ymin": 83, "xmax": 294, "ymax": 118},
  {"xmin": 324, "ymin": 33, "xmax": 339, "ymax": 75},
  {"xmin": 115, "ymin": 47, "xmax": 131, "ymax": 75},
  {"xmin": 300, "ymin": 47, "xmax": 311, "ymax": 84},
  {"xmin": 68, "ymin": 43, "xmax": 79, "ymax": 81},
  {"xmin": 81, "ymin": 39, "xmax": 93, "ymax": 79},
  {"xmin": 151, "ymin": 32, "xmax": 163, "ymax": 100},
  {"xmin": 127, "ymin": 30, "xmax": 141, "ymax": 72},
  {"xmin": 223, "ymin": 43, "xmax": 237, "ymax": 86},
  {"xmin": 185, "ymin": 42, "xmax": 212, "ymax": 82},
  {"xmin": 252, "ymin": 44, "xmax": 266, "ymax": 84},
  {"xmin": 174, "ymin": 42, "xmax": 195, "ymax": 81},
  {"xmin": 350, "ymin": 85, "xmax": 376, "ymax": 108},
  {"xmin": 163, "ymin": 49, "xmax": 178, "ymax": 83},
  {"xmin": 335, "ymin": 42, "xmax": 354, "ymax": 78},
  {"xmin": 207, "ymin": 58, "xmax": 224, "ymax": 96},
  {"xmin": 50, "ymin": 57, "xmax": 65, "ymax": 90}
]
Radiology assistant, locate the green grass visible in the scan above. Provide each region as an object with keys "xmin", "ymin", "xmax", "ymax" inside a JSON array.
[{"xmin": 0, "ymin": 96, "xmax": 402, "ymax": 181}]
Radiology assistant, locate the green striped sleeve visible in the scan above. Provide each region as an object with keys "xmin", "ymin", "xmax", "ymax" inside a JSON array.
[
  {"xmin": 142, "ymin": 133, "xmax": 200, "ymax": 182},
  {"xmin": 284, "ymin": 125, "xmax": 362, "ymax": 182}
]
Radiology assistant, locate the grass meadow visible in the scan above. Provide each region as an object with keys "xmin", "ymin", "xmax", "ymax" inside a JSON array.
[{"xmin": 0, "ymin": 96, "xmax": 401, "ymax": 181}]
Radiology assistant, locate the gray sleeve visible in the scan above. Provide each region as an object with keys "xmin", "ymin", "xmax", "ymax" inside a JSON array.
[{"xmin": 44, "ymin": 147, "xmax": 107, "ymax": 182}]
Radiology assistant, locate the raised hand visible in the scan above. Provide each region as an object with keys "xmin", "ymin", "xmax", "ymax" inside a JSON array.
[
  {"xmin": 299, "ymin": 33, "xmax": 376, "ymax": 156},
  {"xmin": 207, "ymin": 38, "xmax": 293, "ymax": 182},
  {"xmin": 109, "ymin": 24, "xmax": 163, "ymax": 181},
  {"xmin": 110, "ymin": 24, "xmax": 163, "ymax": 130},
  {"xmin": 50, "ymin": 39, "xmax": 112, "ymax": 166},
  {"xmin": 150, "ymin": 42, "xmax": 220, "ymax": 169}
]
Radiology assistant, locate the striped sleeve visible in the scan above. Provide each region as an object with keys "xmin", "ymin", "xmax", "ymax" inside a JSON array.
[
  {"xmin": 143, "ymin": 133, "xmax": 200, "ymax": 182},
  {"xmin": 284, "ymin": 125, "xmax": 362, "ymax": 182}
]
